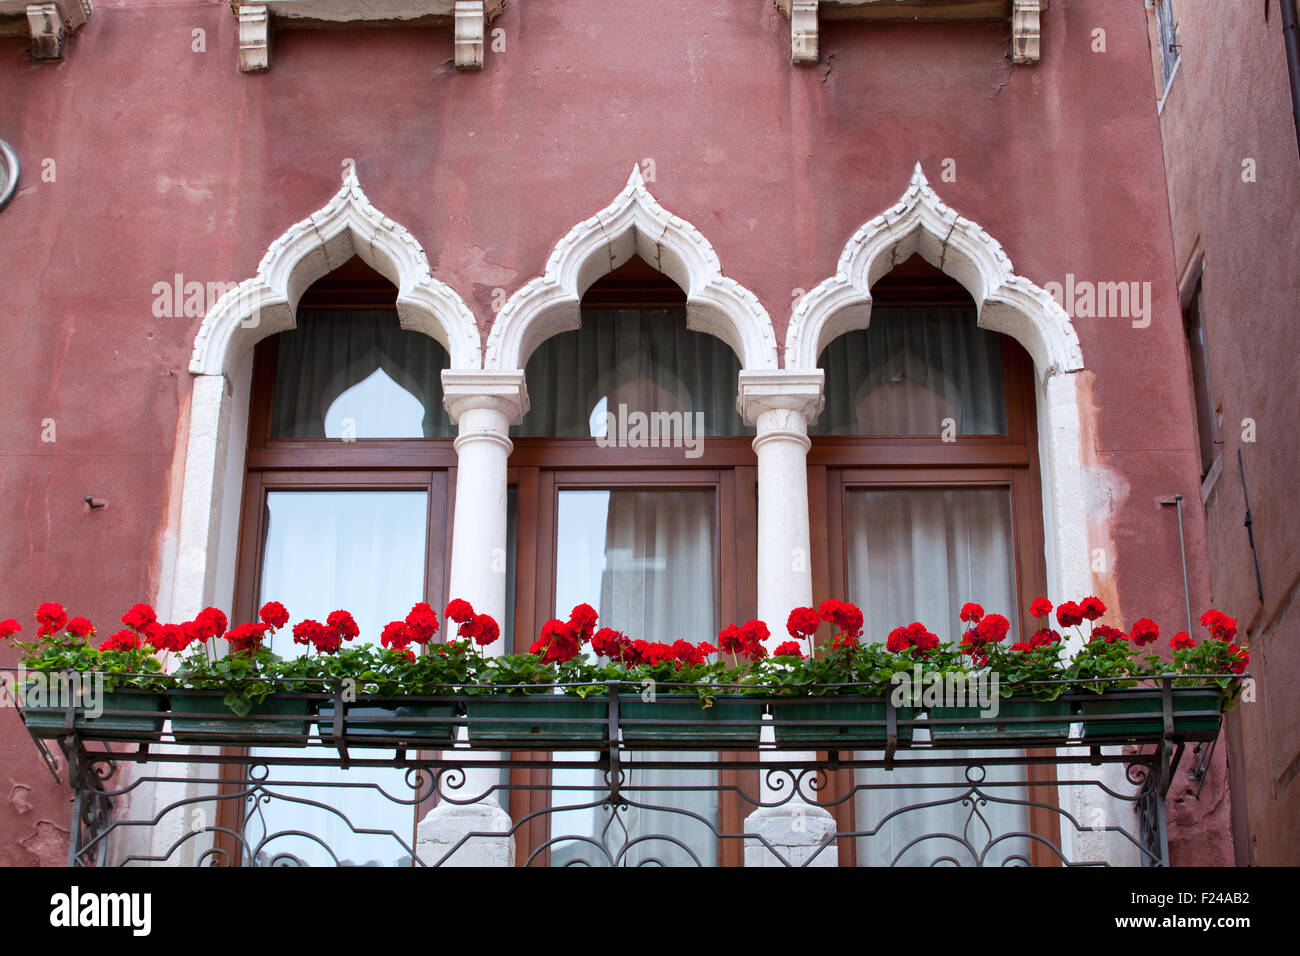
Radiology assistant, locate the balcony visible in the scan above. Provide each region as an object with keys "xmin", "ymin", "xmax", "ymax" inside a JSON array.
[{"xmin": 10, "ymin": 673, "xmax": 1225, "ymax": 867}]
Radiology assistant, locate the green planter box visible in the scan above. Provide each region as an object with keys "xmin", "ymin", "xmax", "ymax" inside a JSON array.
[
  {"xmin": 465, "ymin": 695, "xmax": 608, "ymax": 748},
  {"xmin": 24, "ymin": 689, "xmax": 166, "ymax": 741},
  {"xmin": 619, "ymin": 694, "xmax": 764, "ymax": 749},
  {"xmin": 317, "ymin": 700, "xmax": 458, "ymax": 744},
  {"xmin": 927, "ymin": 697, "xmax": 1073, "ymax": 743},
  {"xmin": 170, "ymin": 693, "xmax": 313, "ymax": 746},
  {"xmin": 1080, "ymin": 688, "xmax": 1222, "ymax": 742},
  {"xmin": 770, "ymin": 698, "xmax": 915, "ymax": 749}
]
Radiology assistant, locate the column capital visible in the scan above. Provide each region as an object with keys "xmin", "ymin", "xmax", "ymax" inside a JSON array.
[
  {"xmin": 737, "ymin": 370, "xmax": 825, "ymax": 428},
  {"xmin": 441, "ymin": 369, "xmax": 530, "ymax": 426}
]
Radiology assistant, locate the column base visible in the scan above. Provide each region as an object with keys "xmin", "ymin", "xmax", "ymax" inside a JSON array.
[
  {"xmin": 743, "ymin": 803, "xmax": 839, "ymax": 867},
  {"xmin": 416, "ymin": 799, "xmax": 515, "ymax": 867}
]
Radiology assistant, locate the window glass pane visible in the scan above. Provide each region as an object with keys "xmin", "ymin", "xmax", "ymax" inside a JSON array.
[
  {"xmin": 513, "ymin": 309, "xmax": 751, "ymax": 438},
  {"xmin": 844, "ymin": 487, "xmax": 1032, "ymax": 867},
  {"xmin": 270, "ymin": 310, "xmax": 455, "ymax": 439},
  {"xmin": 812, "ymin": 307, "xmax": 1006, "ymax": 436},
  {"xmin": 249, "ymin": 489, "xmax": 429, "ymax": 867},
  {"xmin": 549, "ymin": 489, "xmax": 719, "ymax": 866}
]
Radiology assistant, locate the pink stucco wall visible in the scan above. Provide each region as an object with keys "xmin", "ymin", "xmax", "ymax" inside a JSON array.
[{"xmin": 0, "ymin": 0, "xmax": 1229, "ymax": 864}]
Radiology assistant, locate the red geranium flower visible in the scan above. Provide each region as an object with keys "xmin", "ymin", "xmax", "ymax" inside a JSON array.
[
  {"xmin": 146, "ymin": 622, "xmax": 191, "ymax": 653},
  {"xmin": 529, "ymin": 619, "xmax": 580, "ymax": 664},
  {"xmin": 35, "ymin": 602, "xmax": 67, "ymax": 636},
  {"xmin": 1130, "ymin": 618, "xmax": 1159, "ymax": 647},
  {"xmin": 259, "ymin": 601, "xmax": 289, "ymax": 630},
  {"xmin": 1227, "ymin": 644, "xmax": 1249, "ymax": 674},
  {"xmin": 404, "ymin": 602, "xmax": 440, "ymax": 643},
  {"xmin": 121, "ymin": 603, "xmax": 157, "ymax": 631},
  {"xmin": 740, "ymin": 620, "xmax": 770, "ymax": 661},
  {"xmin": 380, "ymin": 620, "xmax": 412, "ymax": 649},
  {"xmin": 293, "ymin": 619, "xmax": 325, "ymax": 646},
  {"xmin": 445, "ymin": 599, "xmax": 475, "ymax": 624},
  {"xmin": 1170, "ymin": 632, "xmax": 1195, "ymax": 651},
  {"xmin": 773, "ymin": 640, "xmax": 805, "ymax": 658},
  {"xmin": 226, "ymin": 622, "xmax": 268, "ymax": 654},
  {"xmin": 100, "ymin": 629, "xmax": 141, "ymax": 652},
  {"xmin": 591, "ymin": 627, "xmax": 631, "ymax": 661},
  {"xmin": 65, "ymin": 617, "xmax": 94, "ymax": 638},
  {"xmin": 1030, "ymin": 597, "xmax": 1053, "ymax": 618},
  {"xmin": 326, "ymin": 610, "xmax": 360, "ymax": 641},
  {"xmin": 1056, "ymin": 602, "xmax": 1084, "ymax": 629},
  {"xmin": 472, "ymin": 613, "xmax": 500, "ymax": 648},
  {"xmin": 886, "ymin": 626, "xmax": 912, "ymax": 653},
  {"xmin": 1200, "ymin": 609, "xmax": 1238, "ymax": 642},
  {"xmin": 974, "ymin": 614, "xmax": 1011, "ymax": 645},
  {"xmin": 0, "ymin": 619, "xmax": 20, "ymax": 639},
  {"xmin": 568, "ymin": 604, "xmax": 599, "ymax": 642},
  {"xmin": 818, "ymin": 599, "xmax": 864, "ymax": 638},
  {"xmin": 1029, "ymin": 628, "xmax": 1061, "ymax": 647},
  {"xmin": 718, "ymin": 625, "xmax": 746, "ymax": 656},
  {"xmin": 1079, "ymin": 597, "xmax": 1107, "ymax": 622},
  {"xmin": 959, "ymin": 603, "xmax": 985, "ymax": 624},
  {"xmin": 192, "ymin": 607, "xmax": 228, "ymax": 641},
  {"xmin": 698, "ymin": 642, "xmax": 716, "ymax": 657},
  {"xmin": 1009, "ymin": 641, "xmax": 1034, "ymax": 654},
  {"xmin": 670, "ymin": 639, "xmax": 708, "ymax": 667},
  {"xmin": 912, "ymin": 629, "xmax": 940, "ymax": 654},
  {"xmin": 1093, "ymin": 624, "xmax": 1127, "ymax": 644},
  {"xmin": 786, "ymin": 606, "xmax": 820, "ymax": 639}
]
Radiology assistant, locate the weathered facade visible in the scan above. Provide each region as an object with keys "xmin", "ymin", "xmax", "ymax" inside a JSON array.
[{"xmin": 3, "ymin": 0, "xmax": 1287, "ymax": 866}]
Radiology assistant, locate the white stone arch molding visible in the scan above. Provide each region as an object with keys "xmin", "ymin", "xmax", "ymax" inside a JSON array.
[
  {"xmin": 785, "ymin": 163, "xmax": 1083, "ymax": 379},
  {"xmin": 484, "ymin": 166, "xmax": 779, "ymax": 372},
  {"xmin": 189, "ymin": 169, "xmax": 481, "ymax": 379},
  {"xmin": 169, "ymin": 172, "xmax": 481, "ymax": 626}
]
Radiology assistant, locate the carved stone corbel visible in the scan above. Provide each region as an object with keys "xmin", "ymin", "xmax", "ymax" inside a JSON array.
[
  {"xmin": 238, "ymin": 4, "xmax": 270, "ymax": 72},
  {"xmin": 3, "ymin": 0, "xmax": 91, "ymax": 60},
  {"xmin": 454, "ymin": 0, "xmax": 485, "ymax": 70},
  {"xmin": 791, "ymin": 0, "xmax": 818, "ymax": 65},
  {"xmin": 1012, "ymin": 0, "xmax": 1041, "ymax": 64}
]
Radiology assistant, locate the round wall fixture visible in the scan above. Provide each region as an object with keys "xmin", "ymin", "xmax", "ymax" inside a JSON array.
[{"xmin": 0, "ymin": 139, "xmax": 19, "ymax": 211}]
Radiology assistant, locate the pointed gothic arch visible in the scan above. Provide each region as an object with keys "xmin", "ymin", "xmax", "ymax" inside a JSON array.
[
  {"xmin": 784, "ymin": 163, "xmax": 1083, "ymax": 380},
  {"xmin": 484, "ymin": 167, "xmax": 779, "ymax": 372},
  {"xmin": 189, "ymin": 170, "xmax": 481, "ymax": 378}
]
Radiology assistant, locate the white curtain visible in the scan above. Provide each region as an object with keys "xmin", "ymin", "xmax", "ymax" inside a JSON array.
[
  {"xmin": 270, "ymin": 309, "xmax": 455, "ymax": 439},
  {"xmin": 250, "ymin": 489, "xmax": 429, "ymax": 867},
  {"xmin": 513, "ymin": 308, "xmax": 750, "ymax": 437},
  {"xmin": 812, "ymin": 307, "xmax": 1006, "ymax": 436},
  {"xmin": 549, "ymin": 490, "xmax": 719, "ymax": 867},
  {"xmin": 846, "ymin": 488, "xmax": 1036, "ymax": 867}
]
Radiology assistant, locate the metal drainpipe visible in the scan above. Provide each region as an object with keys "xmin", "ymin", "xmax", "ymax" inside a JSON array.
[{"xmin": 1282, "ymin": 0, "xmax": 1300, "ymax": 164}]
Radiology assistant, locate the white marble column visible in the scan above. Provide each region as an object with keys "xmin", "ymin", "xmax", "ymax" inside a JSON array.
[
  {"xmin": 738, "ymin": 370, "xmax": 838, "ymax": 866},
  {"xmin": 416, "ymin": 370, "xmax": 527, "ymax": 866}
]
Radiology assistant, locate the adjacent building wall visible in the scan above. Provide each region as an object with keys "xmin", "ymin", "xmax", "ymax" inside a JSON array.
[{"xmin": 1153, "ymin": 0, "xmax": 1300, "ymax": 866}]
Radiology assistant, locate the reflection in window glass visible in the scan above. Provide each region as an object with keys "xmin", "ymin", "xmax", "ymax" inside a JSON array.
[
  {"xmin": 270, "ymin": 310, "xmax": 455, "ymax": 439},
  {"xmin": 549, "ymin": 489, "xmax": 719, "ymax": 866},
  {"xmin": 845, "ymin": 486, "xmax": 1032, "ymax": 867},
  {"xmin": 813, "ymin": 307, "xmax": 1006, "ymax": 436},
  {"xmin": 249, "ymin": 490, "xmax": 428, "ymax": 867}
]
